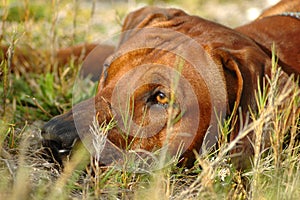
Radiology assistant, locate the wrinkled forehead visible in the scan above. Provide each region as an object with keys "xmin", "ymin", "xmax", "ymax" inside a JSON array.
[
  {"xmin": 105, "ymin": 27, "xmax": 214, "ymax": 74},
  {"xmin": 105, "ymin": 27, "xmax": 224, "ymax": 88},
  {"xmin": 116, "ymin": 27, "xmax": 203, "ymax": 62}
]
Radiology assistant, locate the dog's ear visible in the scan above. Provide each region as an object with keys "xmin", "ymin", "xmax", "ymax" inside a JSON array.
[
  {"xmin": 213, "ymin": 46, "xmax": 271, "ymax": 118},
  {"xmin": 118, "ymin": 7, "xmax": 187, "ymax": 46},
  {"xmin": 212, "ymin": 46, "xmax": 271, "ymax": 169}
]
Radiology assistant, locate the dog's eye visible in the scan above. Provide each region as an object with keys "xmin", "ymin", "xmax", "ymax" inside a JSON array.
[{"xmin": 155, "ymin": 92, "xmax": 169, "ymax": 105}]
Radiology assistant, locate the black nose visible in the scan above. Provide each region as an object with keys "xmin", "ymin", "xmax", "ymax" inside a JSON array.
[{"xmin": 42, "ymin": 110, "xmax": 79, "ymax": 164}]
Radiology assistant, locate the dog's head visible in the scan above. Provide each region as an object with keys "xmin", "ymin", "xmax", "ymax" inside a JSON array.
[{"xmin": 42, "ymin": 7, "xmax": 271, "ymax": 168}]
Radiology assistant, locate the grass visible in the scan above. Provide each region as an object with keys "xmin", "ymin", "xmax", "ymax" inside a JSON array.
[{"xmin": 0, "ymin": 0, "xmax": 299, "ymax": 199}]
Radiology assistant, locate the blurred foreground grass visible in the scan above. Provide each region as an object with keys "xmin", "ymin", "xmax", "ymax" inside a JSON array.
[{"xmin": 1, "ymin": 0, "xmax": 299, "ymax": 199}]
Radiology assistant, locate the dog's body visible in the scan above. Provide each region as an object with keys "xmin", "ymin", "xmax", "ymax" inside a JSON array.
[
  {"xmin": 37, "ymin": 1, "xmax": 300, "ymax": 169},
  {"xmin": 236, "ymin": 15, "xmax": 300, "ymax": 75}
]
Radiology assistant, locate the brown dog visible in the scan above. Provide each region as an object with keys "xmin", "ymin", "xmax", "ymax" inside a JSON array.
[{"xmin": 42, "ymin": 4, "xmax": 300, "ymax": 169}]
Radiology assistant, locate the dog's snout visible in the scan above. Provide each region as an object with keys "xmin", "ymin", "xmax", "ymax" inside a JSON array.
[
  {"xmin": 41, "ymin": 97, "xmax": 113, "ymax": 165},
  {"xmin": 41, "ymin": 110, "xmax": 79, "ymax": 164}
]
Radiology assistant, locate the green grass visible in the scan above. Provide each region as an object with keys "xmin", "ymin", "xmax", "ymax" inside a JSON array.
[{"xmin": 0, "ymin": 0, "xmax": 299, "ymax": 199}]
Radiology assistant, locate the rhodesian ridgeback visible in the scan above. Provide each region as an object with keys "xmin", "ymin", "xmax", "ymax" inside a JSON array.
[{"xmin": 42, "ymin": 2, "xmax": 300, "ymax": 169}]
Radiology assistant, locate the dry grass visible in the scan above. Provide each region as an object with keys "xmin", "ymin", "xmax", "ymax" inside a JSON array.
[{"xmin": 0, "ymin": 0, "xmax": 299, "ymax": 199}]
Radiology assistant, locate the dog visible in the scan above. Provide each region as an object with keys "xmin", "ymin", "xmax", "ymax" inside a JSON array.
[{"xmin": 41, "ymin": 2, "xmax": 300, "ymax": 169}]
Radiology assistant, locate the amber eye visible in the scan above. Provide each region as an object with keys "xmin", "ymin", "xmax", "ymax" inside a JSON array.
[{"xmin": 156, "ymin": 92, "xmax": 169, "ymax": 104}]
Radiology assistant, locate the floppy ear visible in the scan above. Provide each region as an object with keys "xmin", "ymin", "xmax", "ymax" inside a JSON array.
[
  {"xmin": 213, "ymin": 46, "xmax": 271, "ymax": 118},
  {"xmin": 118, "ymin": 7, "xmax": 187, "ymax": 46},
  {"xmin": 212, "ymin": 46, "xmax": 271, "ymax": 169}
]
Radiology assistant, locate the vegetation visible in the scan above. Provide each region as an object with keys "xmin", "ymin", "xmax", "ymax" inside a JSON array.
[{"xmin": 0, "ymin": 0, "xmax": 299, "ymax": 199}]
